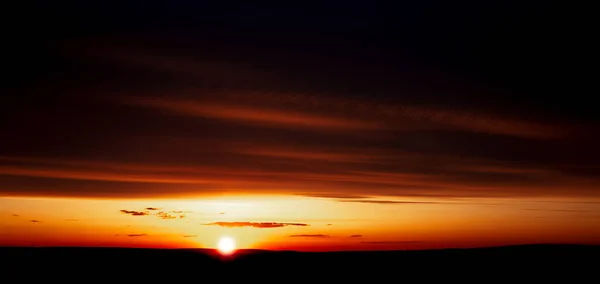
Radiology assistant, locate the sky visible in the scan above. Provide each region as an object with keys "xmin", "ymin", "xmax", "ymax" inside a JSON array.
[{"xmin": 2, "ymin": 2, "xmax": 599, "ymax": 251}]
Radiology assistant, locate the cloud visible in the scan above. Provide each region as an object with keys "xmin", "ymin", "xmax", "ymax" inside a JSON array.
[
  {"xmin": 183, "ymin": 235, "xmax": 197, "ymax": 238},
  {"xmin": 302, "ymin": 193, "xmax": 370, "ymax": 199},
  {"xmin": 1, "ymin": 40, "xmax": 598, "ymax": 201},
  {"xmin": 11, "ymin": 214, "xmax": 19, "ymax": 217},
  {"xmin": 205, "ymin": 222, "xmax": 309, "ymax": 228},
  {"xmin": 349, "ymin": 235, "xmax": 363, "ymax": 238},
  {"xmin": 289, "ymin": 234, "xmax": 331, "ymax": 238},
  {"xmin": 30, "ymin": 220, "xmax": 42, "ymax": 223},
  {"xmin": 523, "ymin": 209, "xmax": 592, "ymax": 213},
  {"xmin": 156, "ymin": 211, "xmax": 183, "ymax": 220},
  {"xmin": 127, "ymin": 98, "xmax": 383, "ymax": 131},
  {"xmin": 361, "ymin": 241, "xmax": 424, "ymax": 244},
  {"xmin": 120, "ymin": 210, "xmax": 148, "ymax": 216},
  {"xmin": 120, "ymin": 209, "xmax": 186, "ymax": 219},
  {"xmin": 127, "ymin": 234, "xmax": 148, "ymax": 237},
  {"xmin": 337, "ymin": 199, "xmax": 442, "ymax": 205}
]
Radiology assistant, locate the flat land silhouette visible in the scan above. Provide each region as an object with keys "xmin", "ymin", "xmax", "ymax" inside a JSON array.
[{"xmin": 3, "ymin": 244, "xmax": 598, "ymax": 281}]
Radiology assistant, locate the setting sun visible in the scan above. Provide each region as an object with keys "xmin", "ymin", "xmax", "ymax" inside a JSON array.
[{"xmin": 217, "ymin": 236, "xmax": 236, "ymax": 255}]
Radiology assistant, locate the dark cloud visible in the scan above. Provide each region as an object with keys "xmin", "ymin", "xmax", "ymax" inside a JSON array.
[
  {"xmin": 205, "ymin": 222, "xmax": 309, "ymax": 228},
  {"xmin": 120, "ymin": 210, "xmax": 148, "ymax": 216},
  {"xmin": 289, "ymin": 234, "xmax": 331, "ymax": 238},
  {"xmin": 349, "ymin": 235, "xmax": 363, "ymax": 238},
  {"xmin": 127, "ymin": 234, "xmax": 148, "ymax": 237},
  {"xmin": 1, "ymin": 3, "xmax": 597, "ymax": 200},
  {"xmin": 30, "ymin": 220, "xmax": 42, "ymax": 223},
  {"xmin": 11, "ymin": 214, "xmax": 19, "ymax": 217},
  {"xmin": 156, "ymin": 211, "xmax": 184, "ymax": 220},
  {"xmin": 183, "ymin": 235, "xmax": 197, "ymax": 238},
  {"xmin": 119, "ymin": 209, "xmax": 186, "ymax": 219}
]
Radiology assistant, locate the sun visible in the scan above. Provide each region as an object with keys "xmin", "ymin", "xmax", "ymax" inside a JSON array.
[{"xmin": 217, "ymin": 236, "xmax": 236, "ymax": 255}]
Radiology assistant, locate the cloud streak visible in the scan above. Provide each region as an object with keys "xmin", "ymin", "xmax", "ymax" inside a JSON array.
[
  {"xmin": 205, "ymin": 222, "xmax": 309, "ymax": 228},
  {"xmin": 127, "ymin": 97, "xmax": 382, "ymax": 131},
  {"xmin": 120, "ymin": 210, "xmax": 147, "ymax": 216},
  {"xmin": 126, "ymin": 234, "xmax": 148, "ymax": 237},
  {"xmin": 289, "ymin": 234, "xmax": 331, "ymax": 238},
  {"xmin": 337, "ymin": 200, "xmax": 442, "ymax": 205},
  {"xmin": 1, "ymin": 41, "xmax": 598, "ymax": 201},
  {"xmin": 120, "ymin": 209, "xmax": 186, "ymax": 219},
  {"xmin": 361, "ymin": 241, "xmax": 424, "ymax": 244}
]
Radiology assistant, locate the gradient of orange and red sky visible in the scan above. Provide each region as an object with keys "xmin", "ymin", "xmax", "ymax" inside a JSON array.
[{"xmin": 2, "ymin": 1, "xmax": 599, "ymax": 251}]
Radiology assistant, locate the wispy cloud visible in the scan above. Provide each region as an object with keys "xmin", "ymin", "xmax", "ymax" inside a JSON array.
[
  {"xmin": 361, "ymin": 241, "xmax": 424, "ymax": 244},
  {"xmin": 0, "ymin": 45, "xmax": 596, "ymax": 202},
  {"xmin": 120, "ymin": 210, "xmax": 148, "ymax": 216},
  {"xmin": 30, "ymin": 220, "xmax": 42, "ymax": 223},
  {"xmin": 349, "ymin": 235, "xmax": 363, "ymax": 238},
  {"xmin": 205, "ymin": 222, "xmax": 309, "ymax": 228},
  {"xmin": 289, "ymin": 234, "xmax": 331, "ymax": 238},
  {"xmin": 120, "ymin": 209, "xmax": 186, "ymax": 219},
  {"xmin": 127, "ymin": 234, "xmax": 148, "ymax": 237},
  {"xmin": 337, "ymin": 199, "xmax": 442, "ymax": 205},
  {"xmin": 523, "ymin": 208, "xmax": 591, "ymax": 213},
  {"xmin": 125, "ymin": 97, "xmax": 383, "ymax": 131}
]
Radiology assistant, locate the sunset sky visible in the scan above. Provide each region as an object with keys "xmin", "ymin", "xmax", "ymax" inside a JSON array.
[{"xmin": 2, "ymin": 2, "xmax": 598, "ymax": 251}]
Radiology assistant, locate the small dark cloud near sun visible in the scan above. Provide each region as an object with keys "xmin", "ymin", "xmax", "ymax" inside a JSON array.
[
  {"xmin": 289, "ymin": 234, "xmax": 331, "ymax": 238},
  {"xmin": 349, "ymin": 235, "xmax": 363, "ymax": 238},
  {"xmin": 205, "ymin": 222, "xmax": 309, "ymax": 228},
  {"xmin": 183, "ymin": 235, "xmax": 197, "ymax": 238},
  {"xmin": 127, "ymin": 234, "xmax": 148, "ymax": 237},
  {"xmin": 156, "ymin": 212, "xmax": 178, "ymax": 220},
  {"xmin": 326, "ymin": 224, "xmax": 332, "ymax": 226},
  {"xmin": 11, "ymin": 214, "xmax": 19, "ymax": 217},
  {"xmin": 120, "ymin": 210, "xmax": 148, "ymax": 216},
  {"xmin": 119, "ymin": 208, "xmax": 186, "ymax": 219},
  {"xmin": 30, "ymin": 220, "xmax": 42, "ymax": 223}
]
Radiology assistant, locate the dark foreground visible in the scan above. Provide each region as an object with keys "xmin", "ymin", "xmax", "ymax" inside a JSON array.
[{"xmin": 3, "ymin": 244, "xmax": 599, "ymax": 281}]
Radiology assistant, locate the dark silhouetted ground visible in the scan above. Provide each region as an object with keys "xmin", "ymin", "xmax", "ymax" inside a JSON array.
[{"xmin": 3, "ymin": 244, "xmax": 598, "ymax": 281}]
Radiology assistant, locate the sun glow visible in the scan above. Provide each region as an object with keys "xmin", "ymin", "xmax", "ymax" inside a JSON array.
[{"xmin": 217, "ymin": 236, "xmax": 236, "ymax": 255}]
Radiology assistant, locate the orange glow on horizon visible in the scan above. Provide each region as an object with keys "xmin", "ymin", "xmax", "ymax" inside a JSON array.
[{"xmin": 1, "ymin": 195, "xmax": 599, "ymax": 251}]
